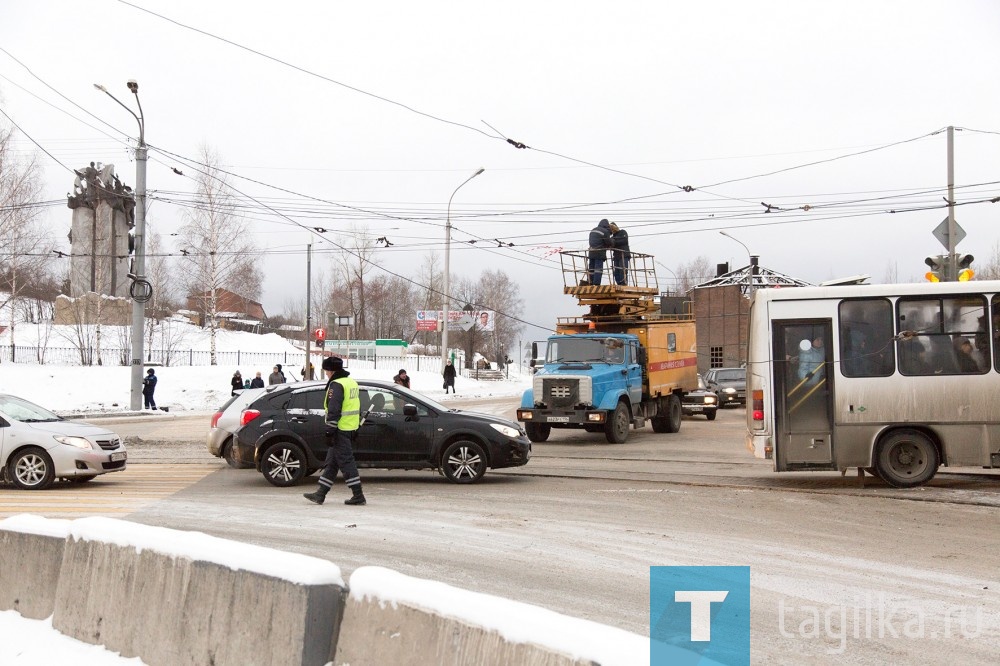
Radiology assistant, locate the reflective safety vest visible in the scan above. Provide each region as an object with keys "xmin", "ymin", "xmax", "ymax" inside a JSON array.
[{"xmin": 326, "ymin": 376, "xmax": 361, "ymax": 430}]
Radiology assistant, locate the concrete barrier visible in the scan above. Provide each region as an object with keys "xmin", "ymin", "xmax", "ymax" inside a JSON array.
[
  {"xmin": 335, "ymin": 566, "xmax": 647, "ymax": 666},
  {"xmin": 0, "ymin": 515, "xmax": 72, "ymax": 619},
  {"xmin": 51, "ymin": 517, "xmax": 345, "ymax": 666}
]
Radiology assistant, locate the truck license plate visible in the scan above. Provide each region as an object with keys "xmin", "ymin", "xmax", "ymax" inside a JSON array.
[
  {"xmin": 547, "ymin": 416, "xmax": 570, "ymax": 423},
  {"xmin": 110, "ymin": 452, "xmax": 127, "ymax": 462}
]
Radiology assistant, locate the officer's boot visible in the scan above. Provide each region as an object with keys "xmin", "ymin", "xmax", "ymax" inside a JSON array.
[
  {"xmin": 345, "ymin": 484, "xmax": 366, "ymax": 506},
  {"xmin": 303, "ymin": 484, "xmax": 329, "ymax": 505}
]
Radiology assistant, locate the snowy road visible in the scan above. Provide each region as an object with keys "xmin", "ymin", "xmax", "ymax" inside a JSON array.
[{"xmin": 60, "ymin": 403, "xmax": 997, "ymax": 664}]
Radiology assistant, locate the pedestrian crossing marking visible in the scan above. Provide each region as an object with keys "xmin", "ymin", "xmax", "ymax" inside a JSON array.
[{"xmin": 0, "ymin": 463, "xmax": 221, "ymax": 519}]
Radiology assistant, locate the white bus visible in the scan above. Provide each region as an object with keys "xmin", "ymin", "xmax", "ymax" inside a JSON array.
[{"xmin": 745, "ymin": 281, "xmax": 1000, "ymax": 487}]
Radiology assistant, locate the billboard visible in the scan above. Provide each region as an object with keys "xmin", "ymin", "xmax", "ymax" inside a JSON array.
[{"xmin": 415, "ymin": 310, "xmax": 495, "ymax": 332}]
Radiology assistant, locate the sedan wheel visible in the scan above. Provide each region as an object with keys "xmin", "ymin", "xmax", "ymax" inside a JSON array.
[
  {"xmin": 260, "ymin": 442, "xmax": 308, "ymax": 487},
  {"xmin": 441, "ymin": 440, "xmax": 487, "ymax": 484},
  {"xmin": 9, "ymin": 448, "xmax": 56, "ymax": 490}
]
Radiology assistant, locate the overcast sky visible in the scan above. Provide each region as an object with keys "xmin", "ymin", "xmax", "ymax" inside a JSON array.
[{"xmin": 2, "ymin": 1, "xmax": 998, "ymax": 343}]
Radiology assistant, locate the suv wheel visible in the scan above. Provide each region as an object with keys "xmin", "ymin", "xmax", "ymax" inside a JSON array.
[
  {"xmin": 260, "ymin": 441, "xmax": 308, "ymax": 487},
  {"xmin": 9, "ymin": 448, "xmax": 56, "ymax": 490},
  {"xmin": 441, "ymin": 440, "xmax": 487, "ymax": 483},
  {"xmin": 223, "ymin": 438, "xmax": 247, "ymax": 469}
]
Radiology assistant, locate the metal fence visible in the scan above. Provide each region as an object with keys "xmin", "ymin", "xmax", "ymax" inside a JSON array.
[{"xmin": 0, "ymin": 346, "xmax": 519, "ymax": 379}]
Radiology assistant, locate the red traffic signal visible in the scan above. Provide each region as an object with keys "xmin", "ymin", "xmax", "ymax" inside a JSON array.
[{"xmin": 314, "ymin": 328, "xmax": 326, "ymax": 341}]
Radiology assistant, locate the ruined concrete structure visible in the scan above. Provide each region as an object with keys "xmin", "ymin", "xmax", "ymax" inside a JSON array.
[{"xmin": 66, "ymin": 162, "xmax": 135, "ymax": 299}]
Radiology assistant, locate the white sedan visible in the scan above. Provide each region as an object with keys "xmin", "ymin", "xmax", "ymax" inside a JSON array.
[{"xmin": 0, "ymin": 394, "xmax": 128, "ymax": 489}]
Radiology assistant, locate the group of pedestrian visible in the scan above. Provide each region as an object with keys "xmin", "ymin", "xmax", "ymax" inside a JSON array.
[
  {"xmin": 584, "ymin": 218, "xmax": 630, "ymax": 287},
  {"xmin": 228, "ymin": 364, "xmax": 288, "ymax": 395}
]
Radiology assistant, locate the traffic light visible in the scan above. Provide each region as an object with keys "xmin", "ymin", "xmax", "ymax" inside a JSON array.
[
  {"xmin": 924, "ymin": 255, "xmax": 945, "ymax": 282},
  {"xmin": 314, "ymin": 328, "xmax": 326, "ymax": 348},
  {"xmin": 957, "ymin": 254, "xmax": 975, "ymax": 282}
]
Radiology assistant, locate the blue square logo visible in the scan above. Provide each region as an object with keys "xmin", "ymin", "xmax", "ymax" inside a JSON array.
[{"xmin": 650, "ymin": 566, "xmax": 750, "ymax": 666}]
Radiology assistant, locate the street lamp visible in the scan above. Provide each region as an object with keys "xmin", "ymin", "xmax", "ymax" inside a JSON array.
[
  {"xmin": 96, "ymin": 81, "xmax": 147, "ymax": 410},
  {"xmin": 719, "ymin": 230, "xmax": 754, "ymax": 297},
  {"xmin": 441, "ymin": 168, "xmax": 484, "ymax": 372}
]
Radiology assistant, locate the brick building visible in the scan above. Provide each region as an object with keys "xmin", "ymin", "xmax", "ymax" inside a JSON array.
[
  {"xmin": 184, "ymin": 288, "xmax": 266, "ymax": 332},
  {"xmin": 691, "ymin": 259, "xmax": 810, "ymax": 374}
]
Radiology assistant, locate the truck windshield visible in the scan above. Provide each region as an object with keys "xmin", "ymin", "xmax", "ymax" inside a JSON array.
[{"xmin": 547, "ymin": 337, "xmax": 625, "ymax": 364}]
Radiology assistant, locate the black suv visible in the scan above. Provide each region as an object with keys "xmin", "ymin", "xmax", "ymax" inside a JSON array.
[{"xmin": 233, "ymin": 380, "xmax": 531, "ymax": 486}]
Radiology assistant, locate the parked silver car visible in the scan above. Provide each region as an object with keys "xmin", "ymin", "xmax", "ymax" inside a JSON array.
[
  {"xmin": 0, "ymin": 394, "xmax": 127, "ymax": 489},
  {"xmin": 207, "ymin": 388, "xmax": 269, "ymax": 468}
]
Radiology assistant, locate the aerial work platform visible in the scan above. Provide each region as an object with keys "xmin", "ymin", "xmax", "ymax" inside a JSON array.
[{"xmin": 559, "ymin": 250, "xmax": 664, "ymax": 323}]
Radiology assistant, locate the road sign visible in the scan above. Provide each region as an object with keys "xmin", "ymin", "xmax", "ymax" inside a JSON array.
[{"xmin": 932, "ymin": 217, "xmax": 965, "ymax": 250}]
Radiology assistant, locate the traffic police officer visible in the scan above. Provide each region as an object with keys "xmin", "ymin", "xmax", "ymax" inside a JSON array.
[{"xmin": 304, "ymin": 356, "xmax": 367, "ymax": 506}]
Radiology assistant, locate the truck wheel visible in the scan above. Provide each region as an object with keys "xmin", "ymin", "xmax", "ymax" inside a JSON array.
[
  {"xmin": 604, "ymin": 401, "xmax": 630, "ymax": 444},
  {"xmin": 652, "ymin": 395, "xmax": 682, "ymax": 433},
  {"xmin": 875, "ymin": 429, "xmax": 939, "ymax": 488},
  {"xmin": 525, "ymin": 423, "xmax": 551, "ymax": 443}
]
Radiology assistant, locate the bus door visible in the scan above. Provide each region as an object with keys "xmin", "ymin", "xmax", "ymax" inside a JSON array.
[{"xmin": 772, "ymin": 320, "xmax": 835, "ymax": 468}]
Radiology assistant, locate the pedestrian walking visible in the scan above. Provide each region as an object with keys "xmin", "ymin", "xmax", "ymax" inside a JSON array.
[
  {"xmin": 249, "ymin": 371, "xmax": 265, "ymax": 388},
  {"xmin": 393, "ymin": 368, "xmax": 411, "ymax": 388},
  {"xmin": 142, "ymin": 368, "xmax": 157, "ymax": 410},
  {"xmin": 230, "ymin": 371, "xmax": 243, "ymax": 396},
  {"xmin": 268, "ymin": 365, "xmax": 284, "ymax": 385},
  {"xmin": 276, "ymin": 364, "xmax": 288, "ymax": 382},
  {"xmin": 301, "ymin": 362, "xmax": 316, "ymax": 381},
  {"xmin": 443, "ymin": 359, "xmax": 457, "ymax": 394},
  {"xmin": 304, "ymin": 356, "xmax": 367, "ymax": 506}
]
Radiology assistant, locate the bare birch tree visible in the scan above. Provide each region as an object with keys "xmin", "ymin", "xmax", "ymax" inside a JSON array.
[
  {"xmin": 176, "ymin": 147, "xmax": 259, "ymax": 365},
  {"xmin": 0, "ymin": 123, "xmax": 51, "ymax": 348}
]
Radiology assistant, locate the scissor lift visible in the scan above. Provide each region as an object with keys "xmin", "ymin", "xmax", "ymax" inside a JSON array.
[{"xmin": 558, "ymin": 250, "xmax": 661, "ymax": 324}]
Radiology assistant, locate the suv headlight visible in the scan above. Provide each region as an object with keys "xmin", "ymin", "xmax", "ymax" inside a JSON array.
[
  {"xmin": 54, "ymin": 435, "xmax": 93, "ymax": 450},
  {"xmin": 490, "ymin": 423, "xmax": 521, "ymax": 438}
]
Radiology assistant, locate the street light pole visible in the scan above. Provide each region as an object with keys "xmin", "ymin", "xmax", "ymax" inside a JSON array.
[
  {"xmin": 441, "ymin": 168, "xmax": 484, "ymax": 372},
  {"xmin": 96, "ymin": 81, "xmax": 146, "ymax": 411},
  {"xmin": 719, "ymin": 231, "xmax": 754, "ymax": 298}
]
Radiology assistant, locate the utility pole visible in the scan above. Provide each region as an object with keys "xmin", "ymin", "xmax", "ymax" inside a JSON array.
[
  {"xmin": 305, "ymin": 243, "xmax": 312, "ymax": 378},
  {"xmin": 947, "ymin": 125, "xmax": 956, "ymax": 281},
  {"xmin": 96, "ymin": 81, "xmax": 147, "ymax": 410}
]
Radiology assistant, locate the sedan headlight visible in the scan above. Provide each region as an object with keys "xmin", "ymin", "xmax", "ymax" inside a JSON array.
[
  {"xmin": 704, "ymin": 395, "xmax": 717, "ymax": 404},
  {"xmin": 723, "ymin": 387, "xmax": 737, "ymax": 394},
  {"xmin": 490, "ymin": 423, "xmax": 521, "ymax": 438},
  {"xmin": 54, "ymin": 435, "xmax": 94, "ymax": 450}
]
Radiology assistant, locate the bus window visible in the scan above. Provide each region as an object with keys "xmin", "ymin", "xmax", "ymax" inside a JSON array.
[
  {"xmin": 897, "ymin": 296, "xmax": 988, "ymax": 376},
  {"xmin": 839, "ymin": 298, "xmax": 894, "ymax": 377}
]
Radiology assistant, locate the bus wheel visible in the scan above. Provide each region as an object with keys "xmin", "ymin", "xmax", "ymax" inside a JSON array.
[
  {"xmin": 875, "ymin": 430, "xmax": 939, "ymax": 488},
  {"xmin": 525, "ymin": 423, "xmax": 551, "ymax": 443}
]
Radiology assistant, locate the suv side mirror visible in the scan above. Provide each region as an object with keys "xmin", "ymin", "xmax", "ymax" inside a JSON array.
[{"xmin": 403, "ymin": 404, "xmax": 418, "ymax": 419}]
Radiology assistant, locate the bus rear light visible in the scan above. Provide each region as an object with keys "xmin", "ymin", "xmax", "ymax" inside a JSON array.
[{"xmin": 751, "ymin": 390, "xmax": 764, "ymax": 423}]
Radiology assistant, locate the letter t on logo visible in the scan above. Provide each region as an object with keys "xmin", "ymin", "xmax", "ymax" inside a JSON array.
[{"xmin": 675, "ymin": 590, "xmax": 729, "ymax": 641}]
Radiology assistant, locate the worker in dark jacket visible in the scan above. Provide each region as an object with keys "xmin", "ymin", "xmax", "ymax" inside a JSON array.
[
  {"xmin": 585, "ymin": 218, "xmax": 613, "ymax": 286},
  {"xmin": 609, "ymin": 222, "xmax": 630, "ymax": 286},
  {"xmin": 304, "ymin": 356, "xmax": 366, "ymax": 506},
  {"xmin": 142, "ymin": 368, "xmax": 157, "ymax": 410}
]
